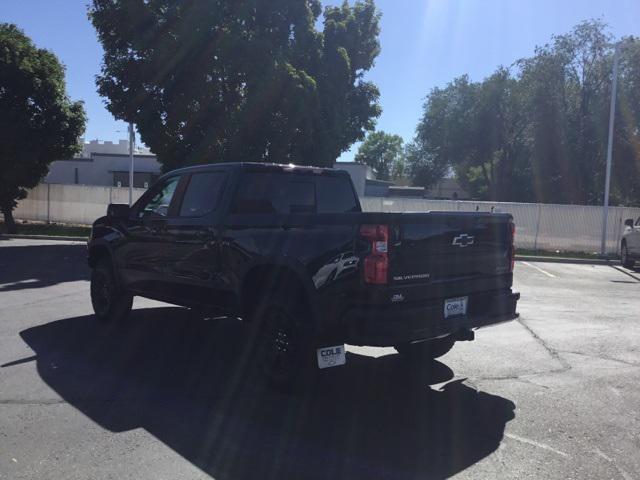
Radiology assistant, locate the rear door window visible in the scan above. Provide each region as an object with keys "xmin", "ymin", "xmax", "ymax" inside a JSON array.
[
  {"xmin": 232, "ymin": 173, "xmax": 285, "ymax": 214},
  {"xmin": 316, "ymin": 175, "xmax": 359, "ymax": 213},
  {"xmin": 288, "ymin": 181, "xmax": 316, "ymax": 213},
  {"xmin": 232, "ymin": 171, "xmax": 359, "ymax": 214},
  {"xmin": 232, "ymin": 172, "xmax": 317, "ymax": 214},
  {"xmin": 179, "ymin": 171, "xmax": 227, "ymax": 217}
]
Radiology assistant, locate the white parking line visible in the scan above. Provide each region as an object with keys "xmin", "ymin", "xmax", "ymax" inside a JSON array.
[
  {"xmin": 610, "ymin": 265, "xmax": 640, "ymax": 282},
  {"xmin": 521, "ymin": 261, "xmax": 556, "ymax": 278},
  {"xmin": 505, "ymin": 432, "xmax": 569, "ymax": 458}
]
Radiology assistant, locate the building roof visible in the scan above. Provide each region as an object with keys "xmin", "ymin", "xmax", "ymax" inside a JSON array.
[
  {"xmin": 388, "ymin": 186, "xmax": 426, "ymax": 197},
  {"xmin": 365, "ymin": 178, "xmax": 394, "ymax": 187},
  {"xmin": 91, "ymin": 152, "xmax": 158, "ymax": 159}
]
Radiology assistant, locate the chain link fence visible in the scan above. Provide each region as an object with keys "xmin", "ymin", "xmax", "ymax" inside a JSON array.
[
  {"xmin": 361, "ymin": 197, "xmax": 640, "ymax": 255},
  {"xmin": 11, "ymin": 183, "xmax": 640, "ymax": 255}
]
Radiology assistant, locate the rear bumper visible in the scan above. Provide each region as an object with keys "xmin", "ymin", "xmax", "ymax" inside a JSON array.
[{"xmin": 342, "ymin": 290, "xmax": 520, "ymax": 347}]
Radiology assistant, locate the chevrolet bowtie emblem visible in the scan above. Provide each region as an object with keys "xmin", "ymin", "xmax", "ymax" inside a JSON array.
[{"xmin": 452, "ymin": 234, "xmax": 475, "ymax": 247}]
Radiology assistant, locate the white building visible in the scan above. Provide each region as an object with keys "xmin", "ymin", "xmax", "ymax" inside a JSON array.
[
  {"xmin": 332, "ymin": 162, "xmax": 375, "ymax": 197},
  {"xmin": 75, "ymin": 138, "xmax": 152, "ymax": 157},
  {"xmin": 44, "ymin": 150, "xmax": 469, "ymax": 199},
  {"xmin": 333, "ymin": 162, "xmax": 470, "ymax": 200},
  {"xmin": 46, "ymin": 138, "xmax": 161, "ymax": 188}
]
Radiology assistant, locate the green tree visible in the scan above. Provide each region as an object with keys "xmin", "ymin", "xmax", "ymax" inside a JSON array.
[
  {"xmin": 90, "ymin": 0, "xmax": 381, "ymax": 172},
  {"xmin": 613, "ymin": 37, "xmax": 640, "ymax": 205},
  {"xmin": 405, "ymin": 141, "xmax": 448, "ymax": 189},
  {"xmin": 518, "ymin": 20, "xmax": 614, "ymax": 204},
  {"xmin": 0, "ymin": 24, "xmax": 86, "ymax": 233},
  {"xmin": 408, "ymin": 70, "xmax": 531, "ymax": 200},
  {"xmin": 354, "ymin": 130, "xmax": 404, "ymax": 180},
  {"xmin": 406, "ymin": 76, "xmax": 475, "ymax": 192},
  {"xmin": 410, "ymin": 20, "xmax": 640, "ymax": 205}
]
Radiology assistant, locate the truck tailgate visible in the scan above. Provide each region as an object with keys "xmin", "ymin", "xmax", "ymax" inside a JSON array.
[{"xmin": 389, "ymin": 213, "xmax": 513, "ymax": 285}]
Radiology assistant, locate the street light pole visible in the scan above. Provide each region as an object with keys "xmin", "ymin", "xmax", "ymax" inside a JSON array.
[
  {"xmin": 600, "ymin": 45, "xmax": 620, "ymax": 257},
  {"xmin": 128, "ymin": 122, "xmax": 135, "ymax": 206}
]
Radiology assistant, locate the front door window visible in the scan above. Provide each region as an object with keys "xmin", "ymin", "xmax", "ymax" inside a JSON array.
[{"xmin": 136, "ymin": 177, "xmax": 180, "ymax": 218}]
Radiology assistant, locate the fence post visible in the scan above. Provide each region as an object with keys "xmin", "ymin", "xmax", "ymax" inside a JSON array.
[
  {"xmin": 610, "ymin": 207, "xmax": 622, "ymax": 256},
  {"xmin": 46, "ymin": 183, "xmax": 51, "ymax": 224},
  {"xmin": 533, "ymin": 203, "xmax": 542, "ymax": 253}
]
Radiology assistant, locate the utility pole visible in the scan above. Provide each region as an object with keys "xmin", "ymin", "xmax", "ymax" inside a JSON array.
[
  {"xmin": 600, "ymin": 45, "xmax": 620, "ymax": 257},
  {"xmin": 128, "ymin": 122, "xmax": 135, "ymax": 206}
]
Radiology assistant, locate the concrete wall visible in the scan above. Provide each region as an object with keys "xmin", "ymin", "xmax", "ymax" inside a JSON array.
[{"xmin": 13, "ymin": 184, "xmax": 146, "ymax": 225}]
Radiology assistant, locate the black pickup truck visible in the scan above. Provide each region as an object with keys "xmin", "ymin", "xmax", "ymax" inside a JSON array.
[{"xmin": 88, "ymin": 162, "xmax": 519, "ymax": 386}]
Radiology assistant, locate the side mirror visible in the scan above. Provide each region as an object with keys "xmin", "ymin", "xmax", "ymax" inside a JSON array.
[
  {"xmin": 624, "ymin": 218, "xmax": 634, "ymax": 228},
  {"xmin": 107, "ymin": 203, "xmax": 130, "ymax": 220}
]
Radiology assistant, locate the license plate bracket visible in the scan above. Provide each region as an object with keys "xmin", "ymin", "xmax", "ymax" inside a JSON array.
[
  {"xmin": 316, "ymin": 345, "xmax": 346, "ymax": 369},
  {"xmin": 444, "ymin": 296, "xmax": 468, "ymax": 319}
]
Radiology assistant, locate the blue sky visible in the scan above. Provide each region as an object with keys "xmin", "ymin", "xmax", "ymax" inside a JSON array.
[{"xmin": 2, "ymin": 0, "xmax": 640, "ymax": 161}]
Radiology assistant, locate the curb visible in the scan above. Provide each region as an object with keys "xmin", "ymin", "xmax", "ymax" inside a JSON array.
[
  {"xmin": 516, "ymin": 255, "xmax": 619, "ymax": 266},
  {"xmin": 0, "ymin": 234, "xmax": 88, "ymax": 242}
]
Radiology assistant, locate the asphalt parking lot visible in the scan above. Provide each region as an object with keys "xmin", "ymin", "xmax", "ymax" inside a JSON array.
[{"xmin": 1, "ymin": 238, "xmax": 639, "ymax": 480}]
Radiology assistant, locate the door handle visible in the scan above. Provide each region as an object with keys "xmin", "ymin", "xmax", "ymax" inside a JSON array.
[
  {"xmin": 147, "ymin": 220, "xmax": 166, "ymax": 234},
  {"xmin": 196, "ymin": 226, "xmax": 215, "ymax": 237},
  {"xmin": 194, "ymin": 228, "xmax": 217, "ymax": 244}
]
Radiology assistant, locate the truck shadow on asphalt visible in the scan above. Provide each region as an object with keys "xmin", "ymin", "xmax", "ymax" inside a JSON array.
[
  {"xmin": 16, "ymin": 307, "xmax": 515, "ymax": 480},
  {"xmin": 0, "ymin": 244, "xmax": 88, "ymax": 292}
]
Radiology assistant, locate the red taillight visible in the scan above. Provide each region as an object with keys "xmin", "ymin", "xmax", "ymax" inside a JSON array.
[
  {"xmin": 510, "ymin": 222, "xmax": 516, "ymax": 272},
  {"xmin": 360, "ymin": 224, "xmax": 389, "ymax": 284}
]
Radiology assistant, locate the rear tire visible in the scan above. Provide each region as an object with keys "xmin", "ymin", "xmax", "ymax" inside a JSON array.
[
  {"xmin": 245, "ymin": 290, "xmax": 314, "ymax": 391},
  {"xmin": 90, "ymin": 258, "xmax": 133, "ymax": 323},
  {"xmin": 395, "ymin": 336, "xmax": 456, "ymax": 361},
  {"xmin": 621, "ymin": 242, "xmax": 635, "ymax": 269}
]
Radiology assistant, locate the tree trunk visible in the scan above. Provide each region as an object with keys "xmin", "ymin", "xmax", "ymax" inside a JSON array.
[
  {"xmin": 1, "ymin": 206, "xmax": 17, "ymax": 234},
  {"xmin": 480, "ymin": 163, "xmax": 491, "ymax": 199}
]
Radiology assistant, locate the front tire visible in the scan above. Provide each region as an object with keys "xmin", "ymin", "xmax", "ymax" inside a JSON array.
[
  {"xmin": 621, "ymin": 242, "xmax": 635, "ymax": 269},
  {"xmin": 90, "ymin": 258, "xmax": 133, "ymax": 323},
  {"xmin": 395, "ymin": 336, "xmax": 456, "ymax": 361}
]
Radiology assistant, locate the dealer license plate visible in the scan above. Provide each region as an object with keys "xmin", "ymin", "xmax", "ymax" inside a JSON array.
[
  {"xmin": 316, "ymin": 345, "xmax": 346, "ymax": 369},
  {"xmin": 444, "ymin": 296, "xmax": 468, "ymax": 319}
]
